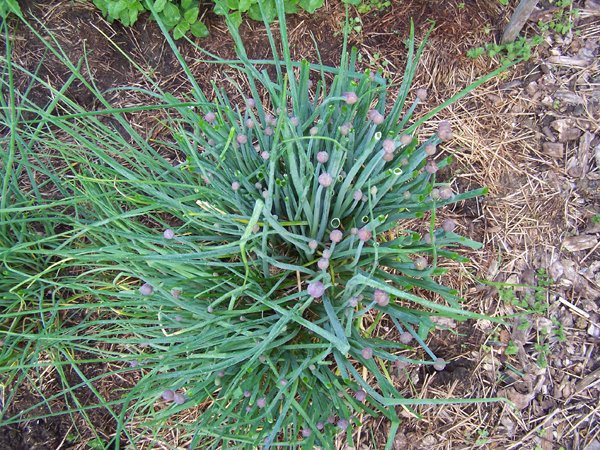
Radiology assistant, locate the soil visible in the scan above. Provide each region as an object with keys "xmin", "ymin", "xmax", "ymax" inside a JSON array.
[{"xmin": 2, "ymin": 0, "xmax": 599, "ymax": 449}]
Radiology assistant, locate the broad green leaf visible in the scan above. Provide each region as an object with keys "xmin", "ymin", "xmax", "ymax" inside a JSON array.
[
  {"xmin": 298, "ymin": 0, "xmax": 323, "ymax": 13},
  {"xmin": 173, "ymin": 21, "xmax": 190, "ymax": 39},
  {"xmin": 181, "ymin": 0, "xmax": 194, "ymax": 8},
  {"xmin": 238, "ymin": 0, "xmax": 252, "ymax": 12},
  {"xmin": 190, "ymin": 21, "xmax": 209, "ymax": 37},
  {"xmin": 283, "ymin": 0, "xmax": 299, "ymax": 13},
  {"xmin": 229, "ymin": 11, "xmax": 242, "ymax": 29},
  {"xmin": 161, "ymin": 2, "xmax": 181, "ymax": 27},
  {"xmin": 6, "ymin": 0, "xmax": 23, "ymax": 15},
  {"xmin": 184, "ymin": 6, "xmax": 199, "ymax": 23},
  {"xmin": 213, "ymin": 0, "xmax": 228, "ymax": 15},
  {"xmin": 153, "ymin": 0, "xmax": 167, "ymax": 13}
]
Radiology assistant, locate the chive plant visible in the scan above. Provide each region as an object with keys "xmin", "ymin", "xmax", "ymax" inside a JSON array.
[{"xmin": 0, "ymin": 2, "xmax": 510, "ymax": 449}]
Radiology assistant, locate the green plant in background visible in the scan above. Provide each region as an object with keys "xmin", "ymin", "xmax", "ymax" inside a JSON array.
[
  {"xmin": 343, "ymin": 0, "xmax": 391, "ymax": 14},
  {"xmin": 0, "ymin": 0, "xmax": 20, "ymax": 19},
  {"xmin": 215, "ymin": 0, "xmax": 324, "ymax": 23},
  {"xmin": 537, "ymin": 0, "xmax": 578, "ymax": 35},
  {"xmin": 1, "ymin": 0, "xmax": 511, "ymax": 448},
  {"xmin": 93, "ymin": 0, "xmax": 208, "ymax": 38},
  {"xmin": 467, "ymin": 35, "xmax": 543, "ymax": 64}
]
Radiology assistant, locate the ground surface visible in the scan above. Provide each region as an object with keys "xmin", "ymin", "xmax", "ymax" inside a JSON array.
[{"xmin": 1, "ymin": 0, "xmax": 599, "ymax": 449}]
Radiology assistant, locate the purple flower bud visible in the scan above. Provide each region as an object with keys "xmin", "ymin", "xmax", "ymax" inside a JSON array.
[
  {"xmin": 425, "ymin": 160, "xmax": 438, "ymax": 174},
  {"xmin": 373, "ymin": 289, "xmax": 389, "ymax": 307},
  {"xmin": 307, "ymin": 79, "xmax": 314, "ymax": 89},
  {"xmin": 357, "ymin": 227, "xmax": 372, "ymax": 242},
  {"xmin": 348, "ymin": 296, "xmax": 359, "ymax": 307},
  {"xmin": 353, "ymin": 190, "xmax": 362, "ymax": 202},
  {"xmin": 317, "ymin": 258, "xmax": 329, "ymax": 270},
  {"xmin": 340, "ymin": 122, "xmax": 352, "ymax": 136},
  {"xmin": 327, "ymin": 415, "xmax": 336, "ymax": 424},
  {"xmin": 439, "ymin": 187, "xmax": 453, "ymax": 199},
  {"xmin": 382, "ymin": 139, "xmax": 395, "ymax": 153},
  {"xmin": 322, "ymin": 249, "xmax": 331, "ymax": 259},
  {"xmin": 245, "ymin": 118, "xmax": 254, "ymax": 129},
  {"xmin": 442, "ymin": 218, "xmax": 456, "ymax": 232},
  {"xmin": 236, "ymin": 134, "xmax": 248, "ymax": 145},
  {"xmin": 354, "ymin": 389, "xmax": 367, "ymax": 402},
  {"xmin": 318, "ymin": 173, "xmax": 333, "ymax": 187},
  {"xmin": 382, "ymin": 152, "xmax": 394, "ymax": 162},
  {"xmin": 256, "ymin": 397, "xmax": 266, "ymax": 408},
  {"xmin": 252, "ymin": 224, "xmax": 260, "ymax": 233},
  {"xmin": 431, "ymin": 188, "xmax": 441, "ymax": 200},
  {"xmin": 310, "ymin": 126, "xmax": 318, "ymax": 136},
  {"xmin": 316, "ymin": 422, "xmax": 324, "ymax": 430},
  {"xmin": 246, "ymin": 98, "xmax": 256, "ymax": 108},
  {"xmin": 433, "ymin": 358, "xmax": 447, "ymax": 371},
  {"xmin": 307, "ymin": 281, "xmax": 325, "ymax": 298},
  {"xmin": 244, "ymin": 390, "xmax": 251, "ymax": 398},
  {"xmin": 255, "ymin": 182, "xmax": 262, "ymax": 189},
  {"xmin": 350, "ymin": 227, "xmax": 358, "ymax": 235},
  {"xmin": 262, "ymin": 190, "xmax": 269, "ymax": 199},
  {"xmin": 301, "ymin": 428, "xmax": 312, "ymax": 438},
  {"xmin": 308, "ymin": 240, "xmax": 318, "ymax": 250},
  {"xmin": 265, "ymin": 113, "xmax": 276, "ymax": 126},
  {"xmin": 265, "ymin": 127, "xmax": 273, "ymax": 136},
  {"xmin": 163, "ymin": 228, "xmax": 175, "ymax": 239},
  {"xmin": 343, "ymin": 91, "xmax": 358, "ymax": 105},
  {"xmin": 361, "ymin": 347, "xmax": 373, "ymax": 359},
  {"xmin": 414, "ymin": 256, "xmax": 428, "ymax": 270},
  {"xmin": 231, "ymin": 181, "xmax": 241, "ymax": 191},
  {"xmin": 140, "ymin": 283, "xmax": 153, "ymax": 296},
  {"xmin": 368, "ymin": 109, "xmax": 384, "ymax": 125},
  {"xmin": 129, "ymin": 360, "xmax": 139, "ymax": 367},
  {"xmin": 438, "ymin": 121, "xmax": 453, "ymax": 141},
  {"xmin": 317, "ymin": 151, "xmax": 329, "ymax": 164},
  {"xmin": 173, "ymin": 393, "xmax": 186, "ymax": 405},
  {"xmin": 279, "ymin": 378, "xmax": 288, "ymax": 387},
  {"xmin": 171, "ymin": 288, "xmax": 182, "ymax": 299},
  {"xmin": 400, "ymin": 134, "xmax": 412, "ymax": 146},
  {"xmin": 424, "ymin": 144, "xmax": 437, "ymax": 156},
  {"xmin": 400, "ymin": 331, "xmax": 413, "ymax": 344},
  {"xmin": 162, "ymin": 389, "xmax": 175, "ymax": 401},
  {"xmin": 337, "ymin": 419, "xmax": 349, "ymax": 430},
  {"xmin": 207, "ymin": 305, "xmax": 214, "ymax": 313},
  {"xmin": 290, "ymin": 116, "xmax": 299, "ymax": 127},
  {"xmin": 423, "ymin": 233, "xmax": 432, "ymax": 244},
  {"xmin": 204, "ymin": 112, "xmax": 216, "ymax": 123},
  {"xmin": 217, "ymin": 370, "xmax": 225, "ymax": 377},
  {"xmin": 403, "ymin": 191, "xmax": 411, "ymax": 200},
  {"xmin": 416, "ymin": 88, "xmax": 428, "ymax": 101},
  {"xmin": 207, "ymin": 139, "xmax": 215, "ymax": 146},
  {"xmin": 261, "ymin": 151, "xmax": 270, "ymax": 160},
  {"xmin": 330, "ymin": 229, "xmax": 343, "ymax": 243}
]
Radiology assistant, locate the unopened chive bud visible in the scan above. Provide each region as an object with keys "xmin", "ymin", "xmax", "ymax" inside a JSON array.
[
  {"xmin": 373, "ymin": 289, "xmax": 389, "ymax": 307},
  {"xmin": 279, "ymin": 379, "xmax": 288, "ymax": 387},
  {"xmin": 340, "ymin": 122, "xmax": 352, "ymax": 136},
  {"xmin": 400, "ymin": 331, "xmax": 413, "ymax": 344},
  {"xmin": 309, "ymin": 126, "xmax": 318, "ymax": 136},
  {"xmin": 400, "ymin": 134, "xmax": 412, "ymax": 146},
  {"xmin": 255, "ymin": 182, "xmax": 262, "ymax": 189},
  {"xmin": 383, "ymin": 152, "xmax": 394, "ymax": 162},
  {"xmin": 327, "ymin": 415, "xmax": 336, "ymax": 424},
  {"xmin": 425, "ymin": 160, "xmax": 438, "ymax": 174},
  {"xmin": 217, "ymin": 370, "xmax": 224, "ymax": 377},
  {"xmin": 437, "ymin": 121, "xmax": 453, "ymax": 141},
  {"xmin": 162, "ymin": 389, "xmax": 175, "ymax": 401},
  {"xmin": 261, "ymin": 151, "xmax": 269, "ymax": 160},
  {"xmin": 433, "ymin": 358, "xmax": 447, "ymax": 371},
  {"xmin": 256, "ymin": 397, "xmax": 266, "ymax": 408},
  {"xmin": 442, "ymin": 218, "xmax": 456, "ymax": 232},
  {"xmin": 309, "ymin": 240, "xmax": 318, "ymax": 250},
  {"xmin": 301, "ymin": 428, "xmax": 311, "ymax": 438},
  {"xmin": 173, "ymin": 393, "xmax": 186, "ymax": 405},
  {"xmin": 431, "ymin": 188, "xmax": 441, "ymax": 200},
  {"xmin": 317, "ymin": 258, "xmax": 329, "ymax": 270},
  {"xmin": 262, "ymin": 190, "xmax": 269, "ymax": 198},
  {"xmin": 354, "ymin": 389, "xmax": 367, "ymax": 402},
  {"xmin": 316, "ymin": 422, "xmax": 324, "ymax": 430},
  {"xmin": 370, "ymin": 186, "xmax": 378, "ymax": 196},
  {"xmin": 416, "ymin": 88, "xmax": 428, "ymax": 101},
  {"xmin": 401, "ymin": 158, "xmax": 409, "ymax": 166},
  {"xmin": 307, "ymin": 281, "xmax": 325, "ymax": 298},
  {"xmin": 414, "ymin": 256, "xmax": 428, "ymax": 270},
  {"xmin": 439, "ymin": 187, "xmax": 453, "ymax": 199},
  {"xmin": 317, "ymin": 151, "xmax": 329, "ymax": 164},
  {"xmin": 322, "ymin": 249, "xmax": 331, "ymax": 259},
  {"xmin": 357, "ymin": 227, "xmax": 372, "ymax": 242},
  {"xmin": 207, "ymin": 306, "xmax": 213, "ymax": 313},
  {"xmin": 403, "ymin": 191, "xmax": 411, "ymax": 200},
  {"xmin": 252, "ymin": 224, "xmax": 260, "ymax": 233},
  {"xmin": 350, "ymin": 227, "xmax": 358, "ymax": 235},
  {"xmin": 318, "ymin": 173, "xmax": 333, "ymax": 187},
  {"xmin": 163, "ymin": 228, "xmax": 175, "ymax": 239},
  {"xmin": 353, "ymin": 190, "xmax": 362, "ymax": 201},
  {"xmin": 425, "ymin": 144, "xmax": 437, "ymax": 156},
  {"xmin": 423, "ymin": 233, "xmax": 432, "ymax": 244},
  {"xmin": 368, "ymin": 109, "xmax": 384, "ymax": 125},
  {"xmin": 245, "ymin": 118, "xmax": 254, "ymax": 129},
  {"xmin": 348, "ymin": 296, "xmax": 359, "ymax": 307},
  {"xmin": 265, "ymin": 127, "xmax": 273, "ymax": 136},
  {"xmin": 265, "ymin": 113, "xmax": 275, "ymax": 126},
  {"xmin": 243, "ymin": 390, "xmax": 251, "ymax": 398},
  {"xmin": 361, "ymin": 347, "xmax": 373, "ymax": 359},
  {"xmin": 236, "ymin": 134, "xmax": 248, "ymax": 145},
  {"xmin": 207, "ymin": 139, "xmax": 215, "ymax": 146},
  {"xmin": 382, "ymin": 139, "xmax": 395, "ymax": 153},
  {"xmin": 343, "ymin": 91, "xmax": 358, "ymax": 105},
  {"xmin": 337, "ymin": 419, "xmax": 349, "ymax": 430},
  {"xmin": 330, "ymin": 230, "xmax": 343, "ymax": 243},
  {"xmin": 171, "ymin": 288, "xmax": 181, "ymax": 299},
  {"xmin": 290, "ymin": 116, "xmax": 299, "ymax": 127},
  {"xmin": 246, "ymin": 98, "xmax": 255, "ymax": 108},
  {"xmin": 231, "ymin": 181, "xmax": 241, "ymax": 191},
  {"xmin": 140, "ymin": 283, "xmax": 153, "ymax": 296},
  {"xmin": 204, "ymin": 112, "xmax": 216, "ymax": 123}
]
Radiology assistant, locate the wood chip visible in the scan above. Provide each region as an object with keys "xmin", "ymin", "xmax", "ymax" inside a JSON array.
[
  {"xmin": 554, "ymin": 91, "xmax": 586, "ymax": 105},
  {"xmin": 547, "ymin": 55, "xmax": 592, "ymax": 67},
  {"xmin": 551, "ymin": 118, "xmax": 582, "ymax": 142},
  {"xmin": 542, "ymin": 142, "xmax": 564, "ymax": 158},
  {"xmin": 563, "ymin": 235, "xmax": 598, "ymax": 252}
]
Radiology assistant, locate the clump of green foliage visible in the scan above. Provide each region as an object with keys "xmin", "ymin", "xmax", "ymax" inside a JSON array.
[
  {"xmin": 537, "ymin": 0, "xmax": 579, "ymax": 35},
  {"xmin": 1, "ymin": 1, "xmax": 509, "ymax": 448},
  {"xmin": 343, "ymin": 0, "xmax": 391, "ymax": 14},
  {"xmin": 467, "ymin": 35, "xmax": 543, "ymax": 64}
]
